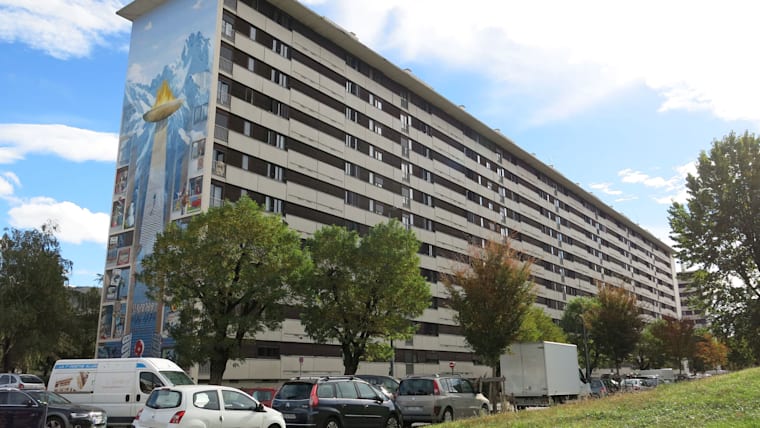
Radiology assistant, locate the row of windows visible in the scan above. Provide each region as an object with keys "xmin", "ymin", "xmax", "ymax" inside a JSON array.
[{"xmin": 221, "ymin": 4, "xmax": 673, "ymax": 270}]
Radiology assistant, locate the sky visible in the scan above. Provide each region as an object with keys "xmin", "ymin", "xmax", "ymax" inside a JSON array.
[{"xmin": 0, "ymin": 0, "xmax": 758, "ymax": 287}]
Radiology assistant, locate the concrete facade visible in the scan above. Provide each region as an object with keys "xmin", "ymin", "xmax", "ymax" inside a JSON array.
[{"xmin": 99, "ymin": 0, "xmax": 680, "ymax": 385}]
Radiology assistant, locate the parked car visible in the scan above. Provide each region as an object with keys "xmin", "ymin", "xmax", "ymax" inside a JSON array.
[
  {"xmin": 25, "ymin": 390, "xmax": 107, "ymax": 428},
  {"xmin": 601, "ymin": 378, "xmax": 620, "ymax": 393},
  {"xmin": 621, "ymin": 378, "xmax": 645, "ymax": 391},
  {"xmin": 241, "ymin": 386, "xmax": 278, "ymax": 407},
  {"xmin": 271, "ymin": 375, "xmax": 402, "ymax": 428},
  {"xmin": 132, "ymin": 384, "xmax": 285, "ymax": 428},
  {"xmin": 395, "ymin": 374, "xmax": 488, "ymax": 427},
  {"xmin": 0, "ymin": 387, "xmax": 45, "ymax": 428},
  {"xmin": 0, "ymin": 373, "xmax": 46, "ymax": 390},
  {"xmin": 356, "ymin": 375, "xmax": 400, "ymax": 396},
  {"xmin": 589, "ymin": 379, "xmax": 608, "ymax": 398}
]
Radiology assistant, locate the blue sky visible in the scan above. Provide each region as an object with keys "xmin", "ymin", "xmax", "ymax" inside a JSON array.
[{"xmin": 0, "ymin": 0, "xmax": 758, "ymax": 287}]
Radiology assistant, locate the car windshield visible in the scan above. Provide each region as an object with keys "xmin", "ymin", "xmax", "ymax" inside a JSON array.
[
  {"xmin": 160, "ymin": 371, "xmax": 194, "ymax": 386},
  {"xmin": 26, "ymin": 391, "xmax": 71, "ymax": 405},
  {"xmin": 276, "ymin": 382, "xmax": 313, "ymax": 400}
]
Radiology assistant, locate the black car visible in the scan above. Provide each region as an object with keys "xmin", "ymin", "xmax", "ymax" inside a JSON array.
[
  {"xmin": 25, "ymin": 390, "xmax": 107, "ymax": 428},
  {"xmin": 272, "ymin": 376, "xmax": 402, "ymax": 428},
  {"xmin": 0, "ymin": 387, "xmax": 46, "ymax": 428}
]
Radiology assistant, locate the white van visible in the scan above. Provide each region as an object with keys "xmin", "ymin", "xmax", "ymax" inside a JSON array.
[{"xmin": 48, "ymin": 358, "xmax": 194, "ymax": 427}]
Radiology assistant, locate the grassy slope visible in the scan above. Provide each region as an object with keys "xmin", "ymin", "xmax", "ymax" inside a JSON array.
[{"xmin": 445, "ymin": 367, "xmax": 760, "ymax": 428}]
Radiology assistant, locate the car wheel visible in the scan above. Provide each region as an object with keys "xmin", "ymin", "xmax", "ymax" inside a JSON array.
[
  {"xmin": 385, "ymin": 415, "xmax": 399, "ymax": 428},
  {"xmin": 324, "ymin": 417, "xmax": 341, "ymax": 428},
  {"xmin": 442, "ymin": 408, "xmax": 453, "ymax": 422},
  {"xmin": 46, "ymin": 416, "xmax": 65, "ymax": 428}
]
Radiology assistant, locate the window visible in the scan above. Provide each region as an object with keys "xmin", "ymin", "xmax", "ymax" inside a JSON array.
[
  {"xmin": 345, "ymin": 162, "xmax": 359, "ymax": 177},
  {"xmin": 211, "ymin": 184, "xmax": 223, "ymax": 207},
  {"xmin": 267, "ymin": 163, "xmax": 284, "ymax": 181},
  {"xmin": 243, "ymin": 121, "xmax": 251, "ymax": 136},
  {"xmin": 222, "ymin": 390, "xmax": 257, "ymax": 411},
  {"xmin": 369, "ymin": 93, "xmax": 382, "ymax": 109},
  {"xmin": 222, "ymin": 19, "xmax": 234, "ymax": 40},
  {"xmin": 345, "ymin": 135, "xmax": 358, "ymax": 149},
  {"xmin": 400, "ymin": 114, "xmax": 410, "ymax": 132},
  {"xmin": 370, "ymin": 200, "xmax": 384, "ymax": 215},
  {"xmin": 336, "ymin": 382, "xmax": 358, "ymax": 399},
  {"xmin": 345, "ymin": 191, "xmax": 359, "ymax": 206},
  {"xmin": 271, "ymin": 69, "xmax": 288, "ymax": 87},
  {"xmin": 242, "ymin": 155, "xmax": 249, "ymax": 170},
  {"xmin": 265, "ymin": 196, "xmax": 283, "ymax": 213},
  {"xmin": 267, "ymin": 131, "xmax": 286, "ymax": 149},
  {"xmin": 401, "ymin": 162, "xmax": 411, "ymax": 182},
  {"xmin": 369, "ymin": 146, "xmax": 382, "ymax": 161},
  {"xmin": 249, "ymin": 26, "xmax": 257, "ymax": 40},
  {"xmin": 140, "ymin": 372, "xmax": 163, "ymax": 394},
  {"xmin": 345, "ymin": 107, "xmax": 358, "ymax": 122},
  {"xmin": 247, "ymin": 57, "xmax": 255, "ymax": 72},
  {"xmin": 217, "ymin": 81, "xmax": 230, "ymax": 106},
  {"xmin": 346, "ymin": 81, "xmax": 359, "ymax": 96},
  {"xmin": 194, "ymin": 391, "xmax": 220, "ymax": 410},
  {"xmin": 272, "ymin": 39, "xmax": 289, "ymax": 58},
  {"xmin": 271, "ymin": 100, "xmax": 289, "ymax": 118}
]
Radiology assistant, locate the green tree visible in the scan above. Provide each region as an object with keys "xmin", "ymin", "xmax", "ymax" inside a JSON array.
[
  {"xmin": 560, "ymin": 297, "xmax": 603, "ymax": 377},
  {"xmin": 633, "ymin": 319, "xmax": 667, "ymax": 370},
  {"xmin": 516, "ymin": 306, "xmax": 566, "ymax": 343},
  {"xmin": 443, "ymin": 239, "xmax": 535, "ymax": 374},
  {"xmin": 296, "ymin": 221, "xmax": 429, "ymax": 375},
  {"xmin": 0, "ymin": 223, "xmax": 72, "ymax": 372},
  {"xmin": 587, "ymin": 283, "xmax": 644, "ymax": 375},
  {"xmin": 655, "ymin": 316, "xmax": 696, "ymax": 373},
  {"xmin": 668, "ymin": 131, "xmax": 760, "ymax": 360},
  {"xmin": 138, "ymin": 196, "xmax": 309, "ymax": 384}
]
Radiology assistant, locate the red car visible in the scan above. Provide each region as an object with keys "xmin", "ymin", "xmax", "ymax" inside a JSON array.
[{"xmin": 242, "ymin": 387, "xmax": 278, "ymax": 407}]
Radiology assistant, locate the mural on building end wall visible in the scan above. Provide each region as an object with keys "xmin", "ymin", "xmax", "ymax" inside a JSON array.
[{"xmin": 97, "ymin": 0, "xmax": 217, "ymax": 360}]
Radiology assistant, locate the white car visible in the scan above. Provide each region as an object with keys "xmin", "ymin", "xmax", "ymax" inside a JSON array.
[{"xmin": 133, "ymin": 384, "xmax": 286, "ymax": 428}]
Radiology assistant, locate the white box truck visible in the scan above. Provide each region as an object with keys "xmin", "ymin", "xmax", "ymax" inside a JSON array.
[
  {"xmin": 48, "ymin": 358, "xmax": 194, "ymax": 427},
  {"xmin": 500, "ymin": 341, "xmax": 590, "ymax": 408}
]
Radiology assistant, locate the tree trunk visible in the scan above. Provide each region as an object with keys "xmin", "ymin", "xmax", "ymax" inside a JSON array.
[
  {"xmin": 342, "ymin": 344, "xmax": 360, "ymax": 375},
  {"xmin": 209, "ymin": 353, "xmax": 228, "ymax": 385}
]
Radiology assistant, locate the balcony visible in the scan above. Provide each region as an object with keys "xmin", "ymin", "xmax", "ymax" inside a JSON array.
[
  {"xmin": 214, "ymin": 125, "xmax": 229, "ymax": 142},
  {"xmin": 213, "ymin": 160, "xmax": 226, "ymax": 178}
]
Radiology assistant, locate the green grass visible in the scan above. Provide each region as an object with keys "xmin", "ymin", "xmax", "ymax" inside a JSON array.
[{"xmin": 444, "ymin": 367, "xmax": 760, "ymax": 428}]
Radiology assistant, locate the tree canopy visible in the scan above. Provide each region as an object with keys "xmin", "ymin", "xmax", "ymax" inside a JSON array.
[
  {"xmin": 668, "ymin": 131, "xmax": 760, "ymax": 364},
  {"xmin": 586, "ymin": 283, "xmax": 643, "ymax": 374},
  {"xmin": 0, "ymin": 223, "xmax": 72, "ymax": 372},
  {"xmin": 443, "ymin": 239, "xmax": 535, "ymax": 373},
  {"xmin": 295, "ymin": 221, "xmax": 429, "ymax": 375},
  {"xmin": 138, "ymin": 196, "xmax": 309, "ymax": 384},
  {"xmin": 516, "ymin": 306, "xmax": 566, "ymax": 344}
]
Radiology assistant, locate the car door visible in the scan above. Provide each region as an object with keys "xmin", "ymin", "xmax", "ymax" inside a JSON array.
[
  {"xmin": 220, "ymin": 388, "xmax": 263, "ymax": 428},
  {"xmin": 334, "ymin": 380, "xmax": 367, "ymax": 428},
  {"xmin": 355, "ymin": 382, "xmax": 389, "ymax": 428},
  {"xmin": 191, "ymin": 389, "xmax": 224, "ymax": 428},
  {"xmin": 457, "ymin": 379, "xmax": 479, "ymax": 417}
]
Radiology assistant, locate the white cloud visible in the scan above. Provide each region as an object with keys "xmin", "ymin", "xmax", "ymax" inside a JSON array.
[
  {"xmin": 618, "ymin": 162, "xmax": 696, "ymax": 205},
  {"xmin": 0, "ymin": 0, "xmax": 129, "ymax": 59},
  {"xmin": 589, "ymin": 182, "xmax": 622, "ymax": 196},
  {"xmin": 0, "ymin": 172, "xmax": 20, "ymax": 198},
  {"xmin": 7, "ymin": 197, "xmax": 109, "ymax": 245},
  {"xmin": 0, "ymin": 124, "xmax": 117, "ymax": 163},
  {"xmin": 319, "ymin": 0, "xmax": 760, "ymax": 124}
]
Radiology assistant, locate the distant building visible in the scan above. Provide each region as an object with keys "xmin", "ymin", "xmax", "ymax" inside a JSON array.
[
  {"xmin": 678, "ymin": 270, "xmax": 709, "ymax": 328},
  {"xmin": 97, "ymin": 0, "xmax": 681, "ymax": 381}
]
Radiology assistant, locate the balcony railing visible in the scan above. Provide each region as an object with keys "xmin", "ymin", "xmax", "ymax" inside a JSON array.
[
  {"xmin": 223, "ymin": 0, "xmax": 237, "ymax": 10},
  {"xmin": 219, "ymin": 57, "xmax": 233, "ymax": 74}
]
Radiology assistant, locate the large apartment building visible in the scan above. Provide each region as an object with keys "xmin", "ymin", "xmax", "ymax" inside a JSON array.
[{"xmin": 98, "ymin": 0, "xmax": 681, "ymax": 382}]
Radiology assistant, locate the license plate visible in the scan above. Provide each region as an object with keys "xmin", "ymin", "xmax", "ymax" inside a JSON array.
[{"xmin": 284, "ymin": 414, "xmax": 296, "ymax": 420}]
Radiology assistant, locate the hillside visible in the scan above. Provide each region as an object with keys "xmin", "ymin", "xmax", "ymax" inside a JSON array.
[{"xmin": 446, "ymin": 367, "xmax": 760, "ymax": 427}]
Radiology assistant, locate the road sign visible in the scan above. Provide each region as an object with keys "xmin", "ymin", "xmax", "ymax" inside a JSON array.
[
  {"xmin": 134, "ymin": 339, "xmax": 144, "ymax": 357},
  {"xmin": 449, "ymin": 361, "xmax": 455, "ymax": 369}
]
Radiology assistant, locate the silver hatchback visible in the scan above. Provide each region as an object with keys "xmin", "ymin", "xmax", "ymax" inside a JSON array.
[{"xmin": 395, "ymin": 375, "xmax": 487, "ymax": 427}]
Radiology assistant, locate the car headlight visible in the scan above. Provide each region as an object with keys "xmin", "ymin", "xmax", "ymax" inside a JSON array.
[{"xmin": 71, "ymin": 411, "xmax": 107, "ymax": 424}]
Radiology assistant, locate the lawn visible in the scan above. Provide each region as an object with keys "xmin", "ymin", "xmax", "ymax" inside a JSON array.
[{"xmin": 444, "ymin": 367, "xmax": 760, "ymax": 428}]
